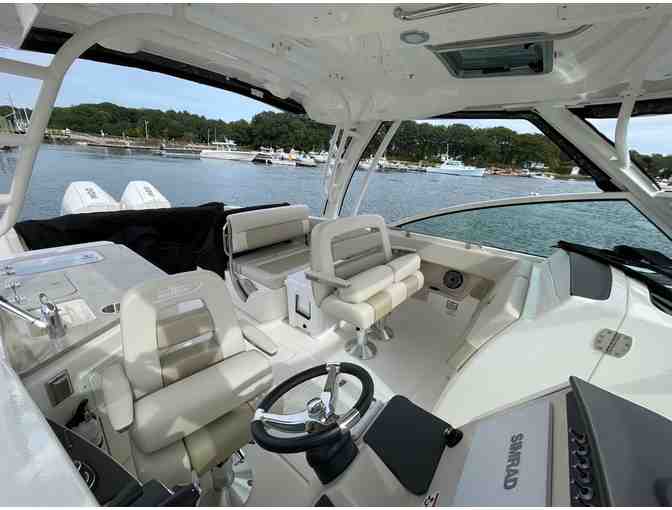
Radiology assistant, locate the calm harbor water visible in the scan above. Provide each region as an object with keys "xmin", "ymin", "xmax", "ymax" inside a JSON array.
[{"xmin": 1, "ymin": 144, "xmax": 670, "ymax": 257}]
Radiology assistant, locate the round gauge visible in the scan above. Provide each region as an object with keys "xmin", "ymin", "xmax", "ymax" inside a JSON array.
[{"xmin": 443, "ymin": 270, "xmax": 464, "ymax": 290}]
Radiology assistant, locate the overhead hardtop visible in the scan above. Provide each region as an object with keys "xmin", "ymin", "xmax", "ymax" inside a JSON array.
[{"xmin": 3, "ymin": 4, "xmax": 672, "ymax": 124}]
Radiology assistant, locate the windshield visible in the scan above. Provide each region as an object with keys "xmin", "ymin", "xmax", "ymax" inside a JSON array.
[{"xmin": 341, "ymin": 115, "xmax": 599, "ymax": 223}]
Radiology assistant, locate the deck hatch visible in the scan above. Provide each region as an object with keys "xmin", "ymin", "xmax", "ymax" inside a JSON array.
[{"xmin": 430, "ymin": 39, "xmax": 553, "ymax": 79}]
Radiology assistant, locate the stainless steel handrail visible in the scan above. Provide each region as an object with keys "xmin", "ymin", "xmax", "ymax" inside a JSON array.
[{"xmin": 393, "ymin": 4, "xmax": 492, "ymax": 21}]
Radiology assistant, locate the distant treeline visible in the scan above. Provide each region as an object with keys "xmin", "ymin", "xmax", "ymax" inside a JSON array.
[{"xmin": 0, "ymin": 102, "xmax": 666, "ymax": 176}]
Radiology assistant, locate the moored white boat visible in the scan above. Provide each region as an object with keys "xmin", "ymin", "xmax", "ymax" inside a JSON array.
[
  {"xmin": 427, "ymin": 156, "xmax": 485, "ymax": 177},
  {"xmin": 253, "ymin": 147, "xmax": 296, "ymax": 166},
  {"xmin": 156, "ymin": 145, "xmax": 201, "ymax": 159},
  {"xmin": 309, "ymin": 150, "xmax": 328, "ymax": 163},
  {"xmin": 295, "ymin": 153, "xmax": 317, "ymax": 167},
  {"xmin": 201, "ymin": 139, "xmax": 258, "ymax": 162}
]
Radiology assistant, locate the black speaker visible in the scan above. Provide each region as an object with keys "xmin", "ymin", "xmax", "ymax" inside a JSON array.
[{"xmin": 443, "ymin": 270, "xmax": 464, "ymax": 290}]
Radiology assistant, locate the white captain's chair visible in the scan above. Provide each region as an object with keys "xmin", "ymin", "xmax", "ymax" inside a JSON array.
[
  {"xmin": 101, "ymin": 270, "xmax": 273, "ymax": 503},
  {"xmin": 307, "ymin": 215, "xmax": 424, "ymax": 360}
]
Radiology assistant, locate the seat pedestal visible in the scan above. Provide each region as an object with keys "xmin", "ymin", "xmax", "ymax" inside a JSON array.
[
  {"xmin": 346, "ymin": 330, "xmax": 377, "ymax": 360},
  {"xmin": 207, "ymin": 451, "xmax": 254, "ymax": 506},
  {"xmin": 370, "ymin": 318, "xmax": 394, "ymax": 342}
]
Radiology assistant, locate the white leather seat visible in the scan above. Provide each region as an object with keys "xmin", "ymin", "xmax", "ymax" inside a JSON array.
[
  {"xmin": 307, "ymin": 215, "xmax": 424, "ymax": 359},
  {"xmin": 224, "ymin": 205, "xmax": 311, "ymax": 322},
  {"xmin": 101, "ymin": 270, "xmax": 273, "ymax": 488}
]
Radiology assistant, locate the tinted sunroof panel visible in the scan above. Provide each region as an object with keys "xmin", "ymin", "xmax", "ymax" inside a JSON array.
[{"xmin": 432, "ymin": 41, "xmax": 553, "ymax": 79}]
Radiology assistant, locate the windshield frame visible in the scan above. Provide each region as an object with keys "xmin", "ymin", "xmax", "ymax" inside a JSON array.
[{"xmin": 569, "ymin": 103, "xmax": 665, "ymax": 191}]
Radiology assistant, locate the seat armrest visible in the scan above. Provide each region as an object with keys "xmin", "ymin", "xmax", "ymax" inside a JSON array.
[
  {"xmin": 101, "ymin": 364, "xmax": 134, "ymax": 433},
  {"xmin": 305, "ymin": 270, "xmax": 351, "ymax": 288},
  {"xmin": 240, "ymin": 320, "xmax": 278, "ymax": 356}
]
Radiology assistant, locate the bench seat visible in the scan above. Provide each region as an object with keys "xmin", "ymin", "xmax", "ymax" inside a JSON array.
[
  {"xmin": 225, "ymin": 205, "xmax": 311, "ymax": 322},
  {"xmin": 233, "ymin": 240, "xmax": 310, "ymax": 290}
]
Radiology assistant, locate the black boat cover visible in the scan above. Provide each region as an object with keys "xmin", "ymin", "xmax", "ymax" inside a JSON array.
[{"xmin": 15, "ymin": 202, "xmax": 289, "ymax": 277}]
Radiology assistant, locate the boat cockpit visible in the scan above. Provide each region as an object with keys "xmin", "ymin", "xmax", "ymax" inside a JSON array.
[{"xmin": 3, "ymin": 3, "xmax": 672, "ymax": 507}]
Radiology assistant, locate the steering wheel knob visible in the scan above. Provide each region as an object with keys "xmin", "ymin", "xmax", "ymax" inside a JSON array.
[{"xmin": 307, "ymin": 397, "xmax": 327, "ymax": 420}]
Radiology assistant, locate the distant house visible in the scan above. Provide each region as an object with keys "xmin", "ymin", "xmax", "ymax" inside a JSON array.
[{"xmin": 527, "ymin": 161, "xmax": 547, "ymax": 170}]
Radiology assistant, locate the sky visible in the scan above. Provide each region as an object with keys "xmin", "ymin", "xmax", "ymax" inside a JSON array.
[{"xmin": 1, "ymin": 47, "xmax": 671, "ymax": 155}]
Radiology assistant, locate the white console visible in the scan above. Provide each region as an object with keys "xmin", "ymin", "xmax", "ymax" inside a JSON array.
[{"xmin": 0, "ymin": 243, "xmax": 165, "ymax": 376}]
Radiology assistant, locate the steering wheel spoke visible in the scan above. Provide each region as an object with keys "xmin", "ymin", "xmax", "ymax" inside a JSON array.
[
  {"xmin": 254, "ymin": 409, "xmax": 312, "ymax": 433},
  {"xmin": 321, "ymin": 362, "xmax": 341, "ymax": 416}
]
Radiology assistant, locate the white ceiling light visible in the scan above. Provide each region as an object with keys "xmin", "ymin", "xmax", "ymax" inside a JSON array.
[{"xmin": 400, "ymin": 30, "xmax": 430, "ymax": 45}]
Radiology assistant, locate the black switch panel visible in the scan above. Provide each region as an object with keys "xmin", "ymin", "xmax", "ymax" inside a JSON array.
[{"xmin": 566, "ymin": 392, "xmax": 603, "ymax": 507}]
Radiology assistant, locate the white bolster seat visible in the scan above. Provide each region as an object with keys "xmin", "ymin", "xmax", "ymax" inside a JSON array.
[
  {"xmin": 130, "ymin": 351, "xmax": 272, "ymax": 454},
  {"xmin": 225, "ymin": 205, "xmax": 311, "ymax": 322},
  {"xmin": 101, "ymin": 270, "xmax": 273, "ymax": 488},
  {"xmin": 310, "ymin": 215, "xmax": 425, "ymax": 333},
  {"xmin": 323, "ymin": 272, "xmax": 424, "ymax": 329}
]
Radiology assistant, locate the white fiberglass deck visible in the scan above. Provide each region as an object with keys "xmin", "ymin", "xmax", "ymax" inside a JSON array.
[{"xmin": 240, "ymin": 295, "xmax": 472, "ymax": 413}]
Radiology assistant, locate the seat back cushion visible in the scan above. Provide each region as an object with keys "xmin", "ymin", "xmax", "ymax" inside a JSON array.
[
  {"xmin": 310, "ymin": 215, "xmax": 392, "ymax": 305},
  {"xmin": 387, "ymin": 253, "xmax": 421, "ymax": 282},
  {"xmin": 338, "ymin": 265, "xmax": 394, "ymax": 304},
  {"xmin": 227, "ymin": 204, "xmax": 310, "ymax": 254},
  {"xmin": 121, "ymin": 270, "xmax": 246, "ymax": 398}
]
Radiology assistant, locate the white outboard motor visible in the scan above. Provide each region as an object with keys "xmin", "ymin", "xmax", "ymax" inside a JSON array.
[
  {"xmin": 61, "ymin": 181, "xmax": 121, "ymax": 215},
  {"xmin": 120, "ymin": 181, "xmax": 171, "ymax": 210}
]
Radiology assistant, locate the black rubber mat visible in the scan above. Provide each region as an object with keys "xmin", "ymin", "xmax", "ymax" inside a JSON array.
[{"xmin": 364, "ymin": 396, "xmax": 448, "ymax": 495}]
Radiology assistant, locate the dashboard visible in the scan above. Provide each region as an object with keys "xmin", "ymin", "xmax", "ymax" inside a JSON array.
[{"xmin": 321, "ymin": 376, "xmax": 672, "ymax": 506}]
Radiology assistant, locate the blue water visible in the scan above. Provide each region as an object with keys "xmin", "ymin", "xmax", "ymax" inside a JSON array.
[{"xmin": 1, "ymin": 144, "xmax": 670, "ymax": 257}]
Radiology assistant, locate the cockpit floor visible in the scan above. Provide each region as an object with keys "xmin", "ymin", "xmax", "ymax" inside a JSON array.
[{"xmin": 238, "ymin": 296, "xmax": 469, "ymax": 413}]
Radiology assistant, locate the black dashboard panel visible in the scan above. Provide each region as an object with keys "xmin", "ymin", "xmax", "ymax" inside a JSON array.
[
  {"xmin": 571, "ymin": 376, "xmax": 672, "ymax": 506},
  {"xmin": 48, "ymin": 419, "xmax": 140, "ymax": 505},
  {"xmin": 48, "ymin": 420, "xmax": 199, "ymax": 506},
  {"xmin": 566, "ymin": 390, "xmax": 605, "ymax": 506}
]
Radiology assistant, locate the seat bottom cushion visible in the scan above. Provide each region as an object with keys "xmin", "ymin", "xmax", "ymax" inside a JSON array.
[
  {"xmin": 322, "ymin": 271, "xmax": 424, "ymax": 329},
  {"xmin": 233, "ymin": 240, "xmax": 310, "ymax": 289}
]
